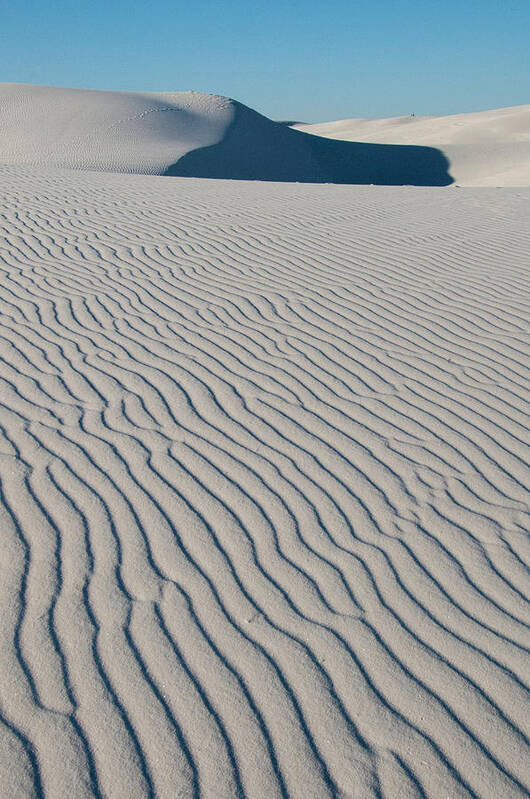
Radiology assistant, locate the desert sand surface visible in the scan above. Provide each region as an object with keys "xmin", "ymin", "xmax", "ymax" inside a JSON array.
[
  {"xmin": 294, "ymin": 105, "xmax": 530, "ymax": 187},
  {"xmin": 0, "ymin": 162, "xmax": 529, "ymax": 798}
]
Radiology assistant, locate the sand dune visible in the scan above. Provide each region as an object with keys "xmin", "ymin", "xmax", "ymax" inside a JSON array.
[
  {"xmin": 294, "ymin": 105, "xmax": 530, "ymax": 186},
  {"xmin": 0, "ymin": 83, "xmax": 234, "ymax": 175},
  {"xmin": 2, "ymin": 84, "xmax": 528, "ymax": 186},
  {"xmin": 0, "ymin": 164, "xmax": 528, "ymax": 797},
  {"xmin": 0, "ymin": 84, "xmax": 451, "ymax": 185}
]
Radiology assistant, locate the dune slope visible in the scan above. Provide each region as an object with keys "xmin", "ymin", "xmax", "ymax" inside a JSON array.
[
  {"xmin": 294, "ymin": 104, "xmax": 530, "ymax": 186},
  {"xmin": 0, "ymin": 84, "xmax": 451, "ymax": 185},
  {"xmin": 167, "ymin": 100, "xmax": 452, "ymax": 185},
  {"xmin": 0, "ymin": 83, "xmax": 234, "ymax": 174},
  {"xmin": 0, "ymin": 166, "xmax": 529, "ymax": 798}
]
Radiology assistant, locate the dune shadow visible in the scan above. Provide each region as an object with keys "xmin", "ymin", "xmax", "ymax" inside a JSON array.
[{"xmin": 166, "ymin": 101, "xmax": 453, "ymax": 186}]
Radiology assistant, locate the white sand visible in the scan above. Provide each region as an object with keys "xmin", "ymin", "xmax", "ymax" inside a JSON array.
[
  {"xmin": 0, "ymin": 163, "xmax": 528, "ymax": 798},
  {"xmin": 294, "ymin": 105, "xmax": 530, "ymax": 186},
  {"xmin": 0, "ymin": 83, "xmax": 234, "ymax": 174}
]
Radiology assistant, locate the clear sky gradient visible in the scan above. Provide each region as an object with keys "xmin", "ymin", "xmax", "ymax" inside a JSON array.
[{"xmin": 2, "ymin": 0, "xmax": 528, "ymax": 122}]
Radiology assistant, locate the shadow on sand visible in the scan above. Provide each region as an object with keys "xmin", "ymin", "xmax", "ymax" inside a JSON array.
[{"xmin": 166, "ymin": 101, "xmax": 453, "ymax": 186}]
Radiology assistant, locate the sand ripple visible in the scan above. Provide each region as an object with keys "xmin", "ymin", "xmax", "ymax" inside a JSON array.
[{"xmin": 0, "ymin": 167, "xmax": 528, "ymax": 798}]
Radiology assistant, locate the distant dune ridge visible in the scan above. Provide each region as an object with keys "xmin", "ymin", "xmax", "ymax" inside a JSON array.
[
  {"xmin": 2, "ymin": 83, "xmax": 529, "ymax": 186},
  {"xmin": 2, "ymin": 83, "xmax": 528, "ymax": 186},
  {"xmin": 294, "ymin": 105, "xmax": 530, "ymax": 186},
  {"xmin": 0, "ymin": 83, "xmax": 452, "ymax": 185}
]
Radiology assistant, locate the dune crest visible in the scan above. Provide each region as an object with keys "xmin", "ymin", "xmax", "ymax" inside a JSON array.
[
  {"xmin": 0, "ymin": 83, "xmax": 234, "ymax": 174},
  {"xmin": 0, "ymin": 83, "xmax": 451, "ymax": 185}
]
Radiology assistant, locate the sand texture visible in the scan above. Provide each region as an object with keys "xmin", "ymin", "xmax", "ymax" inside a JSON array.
[
  {"xmin": 294, "ymin": 105, "xmax": 530, "ymax": 187},
  {"xmin": 0, "ymin": 166, "xmax": 529, "ymax": 798}
]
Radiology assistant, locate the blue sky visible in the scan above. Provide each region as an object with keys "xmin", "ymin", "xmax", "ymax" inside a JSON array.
[{"xmin": 1, "ymin": 0, "xmax": 528, "ymax": 122}]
